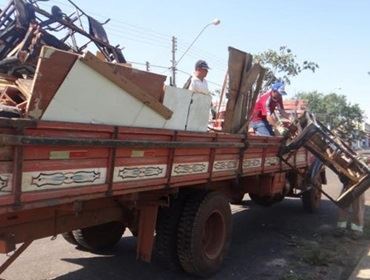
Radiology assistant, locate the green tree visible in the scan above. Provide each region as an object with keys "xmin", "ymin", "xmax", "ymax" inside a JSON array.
[
  {"xmin": 296, "ymin": 91, "xmax": 365, "ymax": 141},
  {"xmin": 254, "ymin": 46, "xmax": 319, "ymax": 87}
]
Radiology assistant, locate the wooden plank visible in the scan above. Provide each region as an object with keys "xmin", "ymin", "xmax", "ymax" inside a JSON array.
[
  {"xmin": 27, "ymin": 46, "xmax": 78, "ymax": 119},
  {"xmin": 0, "ymin": 86, "xmax": 25, "ymax": 105},
  {"xmin": 249, "ymin": 66, "xmax": 266, "ymax": 118},
  {"xmin": 15, "ymin": 79, "xmax": 33, "ymax": 100},
  {"xmin": 237, "ymin": 63, "xmax": 264, "ymax": 130},
  {"xmin": 216, "ymin": 71, "xmax": 228, "ymax": 115},
  {"xmin": 105, "ymin": 63, "xmax": 166, "ymax": 103},
  {"xmin": 95, "ymin": 51, "xmax": 166, "ymax": 102},
  {"xmin": 238, "ymin": 66, "xmax": 266, "ymax": 133},
  {"xmin": 80, "ymin": 52, "xmax": 173, "ymax": 120},
  {"xmin": 223, "ymin": 47, "xmax": 246, "ymax": 132},
  {"xmin": 230, "ymin": 54, "xmax": 254, "ymax": 133},
  {"xmin": 0, "ymin": 76, "xmax": 16, "ymax": 94}
]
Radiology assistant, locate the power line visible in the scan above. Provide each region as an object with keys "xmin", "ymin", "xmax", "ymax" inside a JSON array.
[
  {"xmin": 177, "ymin": 44, "xmax": 227, "ymax": 66},
  {"xmin": 24, "ymin": 1, "xmax": 227, "ymax": 82},
  {"xmin": 38, "ymin": 1, "xmax": 171, "ymax": 45},
  {"xmin": 176, "ymin": 39, "xmax": 227, "ymax": 64},
  {"xmin": 41, "ymin": 0, "xmax": 171, "ymax": 40},
  {"xmin": 127, "ymin": 61, "xmax": 169, "ymax": 70}
]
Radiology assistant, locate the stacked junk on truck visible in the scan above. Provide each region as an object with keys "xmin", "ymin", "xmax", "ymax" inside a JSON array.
[{"xmin": 0, "ymin": 0, "xmax": 368, "ymax": 277}]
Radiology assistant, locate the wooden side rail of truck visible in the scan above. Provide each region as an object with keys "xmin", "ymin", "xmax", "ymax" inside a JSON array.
[{"xmin": 0, "ymin": 117, "xmax": 322, "ymax": 277}]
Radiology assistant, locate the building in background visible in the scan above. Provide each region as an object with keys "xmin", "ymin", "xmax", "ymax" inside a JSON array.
[{"xmin": 353, "ymin": 122, "xmax": 370, "ymax": 149}]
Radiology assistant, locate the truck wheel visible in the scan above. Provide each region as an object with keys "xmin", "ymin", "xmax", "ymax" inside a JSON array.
[
  {"xmin": 61, "ymin": 232, "xmax": 78, "ymax": 246},
  {"xmin": 177, "ymin": 191, "xmax": 232, "ymax": 277},
  {"xmin": 72, "ymin": 221, "xmax": 125, "ymax": 252},
  {"xmin": 302, "ymin": 184, "xmax": 322, "ymax": 213},
  {"xmin": 155, "ymin": 194, "xmax": 187, "ymax": 270}
]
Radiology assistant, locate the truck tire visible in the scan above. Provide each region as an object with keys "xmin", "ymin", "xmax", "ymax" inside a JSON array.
[
  {"xmin": 72, "ymin": 221, "xmax": 125, "ymax": 252},
  {"xmin": 302, "ymin": 184, "xmax": 322, "ymax": 213},
  {"xmin": 61, "ymin": 232, "xmax": 78, "ymax": 246},
  {"xmin": 177, "ymin": 191, "xmax": 232, "ymax": 277},
  {"xmin": 155, "ymin": 194, "xmax": 187, "ymax": 270}
]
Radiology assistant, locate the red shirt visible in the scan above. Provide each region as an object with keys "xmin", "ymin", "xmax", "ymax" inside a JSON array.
[{"xmin": 251, "ymin": 91, "xmax": 284, "ymax": 122}]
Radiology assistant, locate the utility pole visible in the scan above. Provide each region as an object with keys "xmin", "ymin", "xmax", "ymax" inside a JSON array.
[
  {"xmin": 145, "ymin": 61, "xmax": 150, "ymax": 72},
  {"xmin": 171, "ymin": 36, "xmax": 177, "ymax": 86}
]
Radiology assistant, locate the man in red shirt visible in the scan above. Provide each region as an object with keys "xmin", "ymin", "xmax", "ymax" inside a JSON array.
[{"xmin": 251, "ymin": 81, "xmax": 290, "ymax": 136}]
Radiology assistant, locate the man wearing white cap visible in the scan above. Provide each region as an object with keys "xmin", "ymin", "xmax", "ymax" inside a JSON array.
[{"xmin": 187, "ymin": 60, "xmax": 210, "ymax": 95}]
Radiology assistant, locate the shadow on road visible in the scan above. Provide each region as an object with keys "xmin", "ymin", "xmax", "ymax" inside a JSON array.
[{"xmin": 52, "ymin": 196, "xmax": 356, "ymax": 280}]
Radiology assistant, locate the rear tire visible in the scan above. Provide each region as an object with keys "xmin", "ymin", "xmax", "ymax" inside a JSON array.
[
  {"xmin": 155, "ymin": 194, "xmax": 187, "ymax": 270},
  {"xmin": 177, "ymin": 191, "xmax": 232, "ymax": 277},
  {"xmin": 72, "ymin": 221, "xmax": 125, "ymax": 252}
]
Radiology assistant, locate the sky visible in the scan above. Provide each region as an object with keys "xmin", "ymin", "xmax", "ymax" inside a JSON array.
[{"xmin": 2, "ymin": 0, "xmax": 369, "ymax": 120}]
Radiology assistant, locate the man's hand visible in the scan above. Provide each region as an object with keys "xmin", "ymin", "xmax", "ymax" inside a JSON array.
[
  {"xmin": 280, "ymin": 109, "xmax": 291, "ymax": 120},
  {"xmin": 267, "ymin": 114, "xmax": 277, "ymax": 126},
  {"xmin": 276, "ymin": 126, "xmax": 289, "ymax": 136}
]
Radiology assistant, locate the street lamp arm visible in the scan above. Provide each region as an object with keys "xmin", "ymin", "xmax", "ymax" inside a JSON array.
[{"xmin": 175, "ymin": 19, "xmax": 220, "ymax": 67}]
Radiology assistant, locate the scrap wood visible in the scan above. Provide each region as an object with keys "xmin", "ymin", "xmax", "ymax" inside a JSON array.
[
  {"xmin": 96, "ymin": 51, "xmax": 133, "ymax": 68},
  {"xmin": 0, "ymin": 86, "xmax": 25, "ymax": 105},
  {"xmin": 15, "ymin": 79, "xmax": 33, "ymax": 99},
  {"xmin": 0, "ymin": 74, "xmax": 17, "ymax": 82},
  {"xmin": 0, "ymin": 74, "xmax": 17, "ymax": 88},
  {"xmin": 0, "ymin": 80, "xmax": 14, "ymax": 88},
  {"xmin": 216, "ymin": 71, "xmax": 228, "ymax": 116},
  {"xmin": 237, "ymin": 63, "xmax": 265, "ymax": 128},
  {"xmin": 230, "ymin": 54, "xmax": 254, "ymax": 133},
  {"xmin": 223, "ymin": 47, "xmax": 247, "ymax": 132},
  {"xmin": 238, "ymin": 66, "xmax": 266, "ymax": 133},
  {"xmin": 80, "ymin": 51, "xmax": 172, "ymax": 120},
  {"xmin": 0, "ymin": 93, "xmax": 17, "ymax": 106},
  {"xmin": 27, "ymin": 46, "xmax": 79, "ymax": 119},
  {"xmin": 104, "ymin": 61, "xmax": 166, "ymax": 103},
  {"xmin": 16, "ymin": 101, "xmax": 28, "ymax": 113}
]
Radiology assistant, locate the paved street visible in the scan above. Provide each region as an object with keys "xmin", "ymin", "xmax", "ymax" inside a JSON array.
[{"xmin": 0, "ymin": 170, "xmax": 368, "ymax": 280}]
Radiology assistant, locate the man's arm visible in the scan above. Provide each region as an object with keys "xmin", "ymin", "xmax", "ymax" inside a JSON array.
[
  {"xmin": 264, "ymin": 95, "xmax": 278, "ymax": 125},
  {"xmin": 266, "ymin": 114, "xmax": 277, "ymax": 125},
  {"xmin": 278, "ymin": 97, "xmax": 291, "ymax": 119},
  {"xmin": 279, "ymin": 109, "xmax": 291, "ymax": 119}
]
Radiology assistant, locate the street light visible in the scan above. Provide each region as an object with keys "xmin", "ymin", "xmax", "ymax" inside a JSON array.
[
  {"xmin": 176, "ymin": 18, "xmax": 221, "ymax": 66},
  {"xmin": 171, "ymin": 18, "xmax": 220, "ymax": 86}
]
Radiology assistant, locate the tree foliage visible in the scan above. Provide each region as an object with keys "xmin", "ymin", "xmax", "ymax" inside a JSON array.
[
  {"xmin": 296, "ymin": 91, "xmax": 365, "ymax": 141},
  {"xmin": 254, "ymin": 46, "xmax": 319, "ymax": 87}
]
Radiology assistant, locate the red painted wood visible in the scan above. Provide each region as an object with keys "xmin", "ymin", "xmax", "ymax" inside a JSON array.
[
  {"xmin": 21, "ymin": 184, "xmax": 108, "ymax": 202},
  {"xmin": 27, "ymin": 48, "xmax": 78, "ymax": 119},
  {"xmin": 0, "ymin": 118, "xmax": 310, "ymax": 213}
]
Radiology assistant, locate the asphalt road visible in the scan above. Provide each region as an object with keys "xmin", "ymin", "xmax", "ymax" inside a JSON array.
[{"xmin": 0, "ymin": 170, "xmax": 368, "ymax": 280}]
